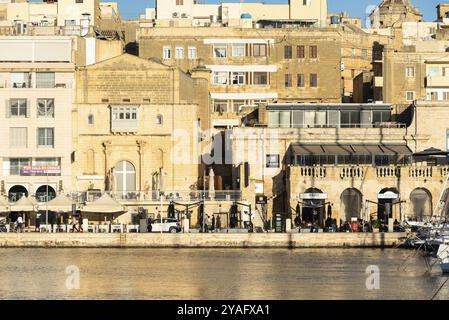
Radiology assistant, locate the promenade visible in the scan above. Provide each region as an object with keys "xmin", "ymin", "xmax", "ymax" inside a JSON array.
[{"xmin": 0, "ymin": 232, "xmax": 406, "ymax": 248}]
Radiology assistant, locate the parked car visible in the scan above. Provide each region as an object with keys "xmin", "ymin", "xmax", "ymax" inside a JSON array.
[{"xmin": 150, "ymin": 218, "xmax": 181, "ymax": 233}]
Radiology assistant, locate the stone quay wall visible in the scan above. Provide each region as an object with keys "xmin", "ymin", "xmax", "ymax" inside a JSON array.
[{"xmin": 0, "ymin": 233, "xmax": 405, "ymax": 248}]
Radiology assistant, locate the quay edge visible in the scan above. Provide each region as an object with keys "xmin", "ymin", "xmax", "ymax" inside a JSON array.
[{"xmin": 0, "ymin": 233, "xmax": 406, "ymax": 249}]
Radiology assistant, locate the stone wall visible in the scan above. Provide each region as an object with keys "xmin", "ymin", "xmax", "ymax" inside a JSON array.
[{"xmin": 0, "ymin": 232, "xmax": 405, "ymax": 248}]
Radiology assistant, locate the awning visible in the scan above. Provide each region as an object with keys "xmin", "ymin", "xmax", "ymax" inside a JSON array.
[
  {"xmin": 291, "ymin": 144, "xmax": 412, "ymax": 156},
  {"xmin": 11, "ymin": 196, "xmax": 37, "ymax": 212},
  {"xmin": 81, "ymin": 194, "xmax": 126, "ymax": 214},
  {"xmin": 45, "ymin": 194, "xmax": 75, "ymax": 212}
]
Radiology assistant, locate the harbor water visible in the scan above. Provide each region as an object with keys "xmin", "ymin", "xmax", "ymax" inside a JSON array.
[{"xmin": 0, "ymin": 248, "xmax": 447, "ymax": 300}]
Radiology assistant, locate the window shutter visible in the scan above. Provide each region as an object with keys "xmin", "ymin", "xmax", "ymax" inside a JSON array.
[
  {"xmin": 5, "ymin": 99, "xmax": 10, "ymax": 118},
  {"xmin": 26, "ymin": 99, "xmax": 31, "ymax": 118}
]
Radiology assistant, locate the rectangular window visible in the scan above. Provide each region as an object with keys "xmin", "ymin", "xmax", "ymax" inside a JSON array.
[
  {"xmin": 10, "ymin": 128, "xmax": 27, "ymax": 148},
  {"xmin": 176, "ymin": 0, "xmax": 184, "ymax": 5},
  {"xmin": 37, "ymin": 128, "xmax": 54, "ymax": 148},
  {"xmin": 284, "ymin": 45, "xmax": 292, "ymax": 59},
  {"xmin": 429, "ymin": 91, "xmax": 438, "ymax": 101},
  {"xmin": 297, "ymin": 45, "xmax": 305, "ymax": 59},
  {"xmin": 266, "ymin": 154, "xmax": 280, "ymax": 168},
  {"xmin": 443, "ymin": 67, "xmax": 449, "ymax": 77},
  {"xmin": 37, "ymin": 99, "xmax": 55, "ymax": 118},
  {"xmin": 253, "ymin": 72, "xmax": 268, "ymax": 85},
  {"xmin": 406, "ymin": 91, "xmax": 415, "ymax": 101},
  {"xmin": 11, "ymin": 72, "xmax": 30, "ymax": 88},
  {"xmin": 232, "ymin": 44, "xmax": 245, "ymax": 57},
  {"xmin": 232, "ymin": 100, "xmax": 245, "ymax": 113},
  {"xmin": 285, "ymin": 74, "xmax": 292, "ymax": 87},
  {"xmin": 253, "ymin": 44, "xmax": 267, "ymax": 57},
  {"xmin": 310, "ymin": 45, "xmax": 318, "ymax": 59},
  {"xmin": 36, "ymin": 72, "xmax": 55, "ymax": 88},
  {"xmin": 175, "ymin": 46, "xmax": 184, "ymax": 59},
  {"xmin": 213, "ymin": 45, "xmax": 227, "ymax": 58},
  {"xmin": 8, "ymin": 99, "xmax": 28, "ymax": 118},
  {"xmin": 163, "ymin": 46, "xmax": 172, "ymax": 59},
  {"xmin": 231, "ymin": 72, "xmax": 245, "ymax": 85},
  {"xmin": 9, "ymin": 158, "xmax": 31, "ymax": 176},
  {"xmin": 297, "ymin": 74, "xmax": 305, "ymax": 87},
  {"xmin": 212, "ymin": 72, "xmax": 229, "ymax": 85},
  {"xmin": 188, "ymin": 46, "xmax": 197, "ymax": 59},
  {"xmin": 443, "ymin": 92, "xmax": 449, "ymax": 101},
  {"xmin": 310, "ymin": 74, "xmax": 318, "ymax": 87},
  {"xmin": 111, "ymin": 106, "xmax": 138, "ymax": 132},
  {"xmin": 213, "ymin": 100, "xmax": 228, "ymax": 113},
  {"xmin": 405, "ymin": 66, "xmax": 415, "ymax": 77}
]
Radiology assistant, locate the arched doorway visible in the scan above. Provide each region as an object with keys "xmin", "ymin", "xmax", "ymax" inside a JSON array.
[
  {"xmin": 341, "ymin": 188, "xmax": 363, "ymax": 221},
  {"xmin": 301, "ymin": 188, "xmax": 326, "ymax": 227},
  {"xmin": 8, "ymin": 185, "xmax": 28, "ymax": 202},
  {"xmin": 114, "ymin": 161, "xmax": 136, "ymax": 196},
  {"xmin": 35, "ymin": 185, "xmax": 56, "ymax": 202},
  {"xmin": 410, "ymin": 188, "xmax": 432, "ymax": 221},
  {"xmin": 378, "ymin": 188, "xmax": 400, "ymax": 223}
]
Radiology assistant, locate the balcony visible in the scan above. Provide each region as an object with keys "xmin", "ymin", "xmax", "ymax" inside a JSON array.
[
  {"xmin": 426, "ymin": 76, "xmax": 449, "ymax": 88},
  {"xmin": 70, "ymin": 190, "xmax": 243, "ymax": 204}
]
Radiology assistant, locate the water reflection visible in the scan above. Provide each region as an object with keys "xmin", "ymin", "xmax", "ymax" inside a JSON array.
[{"xmin": 0, "ymin": 248, "xmax": 447, "ymax": 300}]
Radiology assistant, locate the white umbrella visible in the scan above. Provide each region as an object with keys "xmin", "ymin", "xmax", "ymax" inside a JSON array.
[
  {"xmin": 11, "ymin": 196, "xmax": 37, "ymax": 212},
  {"xmin": 45, "ymin": 194, "xmax": 74, "ymax": 212},
  {"xmin": 82, "ymin": 193, "xmax": 126, "ymax": 214}
]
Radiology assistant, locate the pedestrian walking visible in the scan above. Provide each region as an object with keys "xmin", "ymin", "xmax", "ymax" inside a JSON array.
[
  {"xmin": 71, "ymin": 216, "xmax": 78, "ymax": 232},
  {"xmin": 78, "ymin": 214, "xmax": 83, "ymax": 232},
  {"xmin": 216, "ymin": 214, "xmax": 221, "ymax": 232},
  {"xmin": 211, "ymin": 215, "xmax": 215, "ymax": 232},
  {"xmin": 204, "ymin": 215, "xmax": 210, "ymax": 233},
  {"xmin": 147, "ymin": 217, "xmax": 153, "ymax": 233},
  {"xmin": 16, "ymin": 214, "xmax": 23, "ymax": 233},
  {"xmin": 35, "ymin": 215, "xmax": 41, "ymax": 232}
]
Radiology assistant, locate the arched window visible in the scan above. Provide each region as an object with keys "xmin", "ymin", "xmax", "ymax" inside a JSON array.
[
  {"xmin": 156, "ymin": 114, "xmax": 163, "ymax": 125},
  {"xmin": 88, "ymin": 114, "xmax": 94, "ymax": 125},
  {"xmin": 35, "ymin": 185, "xmax": 56, "ymax": 202},
  {"xmin": 114, "ymin": 161, "xmax": 136, "ymax": 193}
]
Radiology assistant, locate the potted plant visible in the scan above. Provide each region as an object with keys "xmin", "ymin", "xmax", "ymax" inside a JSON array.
[{"xmin": 372, "ymin": 219, "xmax": 381, "ymax": 233}]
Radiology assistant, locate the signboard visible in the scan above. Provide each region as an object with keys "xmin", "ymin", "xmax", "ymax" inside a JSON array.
[
  {"xmin": 300, "ymin": 193, "xmax": 328, "ymax": 200},
  {"xmin": 378, "ymin": 191, "xmax": 400, "ymax": 200},
  {"xmin": 256, "ymin": 195, "xmax": 268, "ymax": 205},
  {"xmin": 21, "ymin": 166, "xmax": 61, "ymax": 176}
]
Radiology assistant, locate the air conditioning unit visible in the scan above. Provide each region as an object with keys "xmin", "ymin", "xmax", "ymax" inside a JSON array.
[
  {"xmin": 181, "ymin": 13, "xmax": 188, "ymax": 19},
  {"xmin": 172, "ymin": 12, "xmax": 179, "ymax": 18}
]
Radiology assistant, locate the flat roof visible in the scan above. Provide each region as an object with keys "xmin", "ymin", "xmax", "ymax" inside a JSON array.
[{"xmin": 267, "ymin": 103, "xmax": 392, "ymax": 110}]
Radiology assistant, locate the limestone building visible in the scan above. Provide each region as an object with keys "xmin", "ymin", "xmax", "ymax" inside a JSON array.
[
  {"xmin": 370, "ymin": 0, "xmax": 422, "ymax": 29},
  {"xmin": 0, "ymin": 36, "xmax": 75, "ymax": 203},
  {"xmin": 72, "ymin": 54, "xmax": 222, "ymax": 221},
  {"xmin": 153, "ymin": 0, "xmax": 328, "ymax": 28}
]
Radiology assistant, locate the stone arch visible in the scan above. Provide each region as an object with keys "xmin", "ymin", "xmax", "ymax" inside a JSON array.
[
  {"xmin": 340, "ymin": 188, "xmax": 363, "ymax": 221},
  {"xmin": 410, "ymin": 188, "xmax": 432, "ymax": 221}
]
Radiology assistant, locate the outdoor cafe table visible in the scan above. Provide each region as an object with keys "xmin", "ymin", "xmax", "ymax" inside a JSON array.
[
  {"xmin": 39, "ymin": 224, "xmax": 52, "ymax": 233},
  {"xmin": 54, "ymin": 224, "xmax": 67, "ymax": 233},
  {"xmin": 111, "ymin": 225, "xmax": 123, "ymax": 233},
  {"xmin": 87, "ymin": 225, "xmax": 97, "ymax": 233},
  {"xmin": 126, "ymin": 225, "xmax": 139, "ymax": 233},
  {"xmin": 98, "ymin": 224, "xmax": 109, "ymax": 233}
]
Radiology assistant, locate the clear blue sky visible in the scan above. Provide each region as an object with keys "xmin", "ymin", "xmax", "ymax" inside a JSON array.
[{"xmin": 113, "ymin": 0, "xmax": 443, "ymax": 22}]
